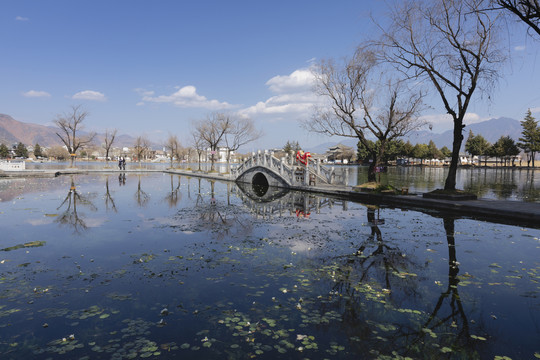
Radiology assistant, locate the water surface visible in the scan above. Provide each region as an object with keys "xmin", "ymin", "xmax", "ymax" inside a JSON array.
[{"xmin": 0, "ymin": 173, "xmax": 539, "ymax": 359}]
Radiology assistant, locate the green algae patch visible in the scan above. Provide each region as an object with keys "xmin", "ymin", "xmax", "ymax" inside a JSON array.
[
  {"xmin": 1, "ymin": 240, "xmax": 46, "ymax": 252},
  {"xmin": 354, "ymin": 182, "xmax": 397, "ymax": 194}
]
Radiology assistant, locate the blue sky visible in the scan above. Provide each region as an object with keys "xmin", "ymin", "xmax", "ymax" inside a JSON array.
[{"xmin": 1, "ymin": 1, "xmax": 539, "ymax": 151}]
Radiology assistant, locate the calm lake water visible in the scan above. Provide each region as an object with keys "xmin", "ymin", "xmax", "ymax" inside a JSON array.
[
  {"xmin": 27, "ymin": 161, "xmax": 540, "ymax": 202},
  {"xmin": 1, "ymin": 173, "xmax": 539, "ymax": 359}
]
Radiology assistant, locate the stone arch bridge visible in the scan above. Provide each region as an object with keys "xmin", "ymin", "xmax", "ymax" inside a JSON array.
[{"xmin": 232, "ymin": 151, "xmax": 348, "ymax": 189}]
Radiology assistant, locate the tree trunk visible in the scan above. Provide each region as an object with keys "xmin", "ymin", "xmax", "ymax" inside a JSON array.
[
  {"xmin": 210, "ymin": 147, "xmax": 216, "ymax": 171},
  {"xmin": 367, "ymin": 152, "xmax": 380, "ymax": 183},
  {"xmin": 367, "ymin": 162, "xmax": 376, "ymax": 182},
  {"xmin": 444, "ymin": 120, "xmax": 464, "ymax": 190}
]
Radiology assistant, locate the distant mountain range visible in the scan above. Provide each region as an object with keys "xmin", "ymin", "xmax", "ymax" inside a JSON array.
[
  {"xmin": 0, "ymin": 113, "xmax": 59, "ymax": 147},
  {"xmin": 0, "ymin": 113, "xmax": 524, "ymax": 153},
  {"xmin": 306, "ymin": 117, "xmax": 523, "ymax": 154},
  {"xmin": 0, "ymin": 113, "xmax": 139, "ymax": 149}
]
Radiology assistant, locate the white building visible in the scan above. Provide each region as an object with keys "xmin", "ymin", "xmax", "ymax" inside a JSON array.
[{"xmin": 0, "ymin": 160, "xmax": 25, "ymax": 171}]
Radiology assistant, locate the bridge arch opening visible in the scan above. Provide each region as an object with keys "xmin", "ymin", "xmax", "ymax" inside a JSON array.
[{"xmin": 252, "ymin": 172, "xmax": 269, "ymax": 197}]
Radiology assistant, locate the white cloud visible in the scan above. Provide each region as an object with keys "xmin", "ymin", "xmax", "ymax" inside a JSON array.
[
  {"xmin": 72, "ymin": 90, "xmax": 107, "ymax": 101},
  {"xmin": 15, "ymin": 16, "xmax": 29, "ymax": 21},
  {"xmin": 139, "ymin": 85, "xmax": 233, "ymax": 109},
  {"xmin": 240, "ymin": 93, "xmax": 318, "ymax": 116},
  {"xmin": 23, "ymin": 90, "xmax": 51, "ymax": 98},
  {"xmin": 463, "ymin": 112, "xmax": 483, "ymax": 124},
  {"xmin": 239, "ymin": 67, "xmax": 321, "ymax": 118},
  {"xmin": 266, "ymin": 69, "xmax": 316, "ymax": 93},
  {"xmin": 514, "ymin": 45, "xmax": 526, "ymax": 51},
  {"xmin": 530, "ymin": 107, "xmax": 540, "ymax": 114},
  {"xmin": 134, "ymin": 88, "xmax": 155, "ymax": 97}
]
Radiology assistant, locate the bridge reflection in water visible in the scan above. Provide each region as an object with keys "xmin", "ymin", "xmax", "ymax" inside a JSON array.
[{"xmin": 235, "ymin": 181, "xmax": 348, "ymax": 219}]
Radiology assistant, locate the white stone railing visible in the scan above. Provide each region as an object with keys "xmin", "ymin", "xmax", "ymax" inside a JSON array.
[
  {"xmin": 233, "ymin": 150, "xmax": 348, "ymax": 186},
  {"xmin": 0, "ymin": 160, "xmax": 25, "ymax": 171}
]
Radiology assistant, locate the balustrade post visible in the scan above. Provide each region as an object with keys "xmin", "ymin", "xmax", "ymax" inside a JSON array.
[
  {"xmin": 280, "ymin": 158, "xmax": 284, "ymax": 175},
  {"xmin": 316, "ymin": 159, "xmax": 320, "ymax": 175},
  {"xmin": 344, "ymin": 167, "xmax": 349, "ymax": 186}
]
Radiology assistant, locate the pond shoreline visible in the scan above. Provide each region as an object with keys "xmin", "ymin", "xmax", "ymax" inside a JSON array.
[{"xmin": 3, "ymin": 167, "xmax": 540, "ymax": 228}]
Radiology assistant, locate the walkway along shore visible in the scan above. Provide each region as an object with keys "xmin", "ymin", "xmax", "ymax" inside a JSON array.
[{"xmin": 2, "ymin": 167, "xmax": 540, "ymax": 228}]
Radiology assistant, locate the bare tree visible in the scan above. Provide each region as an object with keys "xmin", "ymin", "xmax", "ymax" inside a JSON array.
[
  {"xmin": 165, "ymin": 134, "xmax": 181, "ymax": 168},
  {"xmin": 54, "ymin": 105, "xmax": 96, "ymax": 167},
  {"xmin": 133, "ymin": 135, "xmax": 150, "ymax": 167},
  {"xmin": 224, "ymin": 116, "xmax": 262, "ymax": 164},
  {"xmin": 308, "ymin": 49, "xmax": 425, "ymax": 182},
  {"xmin": 492, "ymin": 0, "xmax": 540, "ymax": 35},
  {"xmin": 102, "ymin": 128, "xmax": 117, "ymax": 167},
  {"xmin": 176, "ymin": 144, "xmax": 192, "ymax": 168},
  {"xmin": 193, "ymin": 113, "xmax": 232, "ymax": 171},
  {"xmin": 377, "ymin": 0, "xmax": 505, "ymax": 190},
  {"xmin": 191, "ymin": 132, "xmax": 205, "ymax": 171},
  {"xmin": 47, "ymin": 145, "xmax": 70, "ymax": 161}
]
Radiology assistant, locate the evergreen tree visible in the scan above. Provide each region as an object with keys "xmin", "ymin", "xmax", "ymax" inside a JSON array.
[
  {"xmin": 440, "ymin": 146, "xmax": 452, "ymax": 158},
  {"xmin": 427, "ymin": 140, "xmax": 442, "ymax": 160},
  {"xmin": 492, "ymin": 136, "xmax": 519, "ymax": 166},
  {"xmin": 380, "ymin": 139, "xmax": 404, "ymax": 163},
  {"xmin": 357, "ymin": 140, "xmax": 374, "ymax": 164},
  {"xmin": 14, "ymin": 142, "xmax": 28, "ymax": 158},
  {"xmin": 34, "ymin": 143, "xmax": 43, "ymax": 158},
  {"xmin": 464, "ymin": 130, "xmax": 476, "ymax": 160},
  {"xmin": 283, "ymin": 140, "xmax": 301, "ymax": 153},
  {"xmin": 402, "ymin": 140, "xmax": 414, "ymax": 162},
  {"xmin": 517, "ymin": 109, "xmax": 540, "ymax": 167},
  {"xmin": 465, "ymin": 130, "xmax": 491, "ymax": 166},
  {"xmin": 0, "ymin": 144, "xmax": 9, "ymax": 158},
  {"xmin": 412, "ymin": 143, "xmax": 429, "ymax": 164}
]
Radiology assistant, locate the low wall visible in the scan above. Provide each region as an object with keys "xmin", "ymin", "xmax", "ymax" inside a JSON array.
[{"xmin": 0, "ymin": 161, "xmax": 26, "ymax": 171}]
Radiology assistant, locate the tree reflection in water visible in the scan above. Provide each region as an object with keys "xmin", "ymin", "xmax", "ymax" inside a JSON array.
[
  {"xmin": 134, "ymin": 175, "xmax": 150, "ymax": 207},
  {"xmin": 55, "ymin": 176, "xmax": 97, "ymax": 233},
  {"xmin": 320, "ymin": 207, "xmax": 481, "ymax": 357},
  {"xmin": 164, "ymin": 174, "xmax": 182, "ymax": 208},
  {"xmin": 104, "ymin": 175, "xmax": 117, "ymax": 212},
  {"xmin": 171, "ymin": 179, "xmax": 253, "ymax": 241},
  {"xmin": 411, "ymin": 215, "xmax": 474, "ymax": 357},
  {"xmin": 234, "ymin": 183, "xmax": 485, "ymax": 358}
]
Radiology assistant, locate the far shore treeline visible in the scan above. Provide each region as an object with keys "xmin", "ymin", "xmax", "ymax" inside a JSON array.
[{"xmin": 0, "ymin": 108, "xmax": 538, "ymax": 169}]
